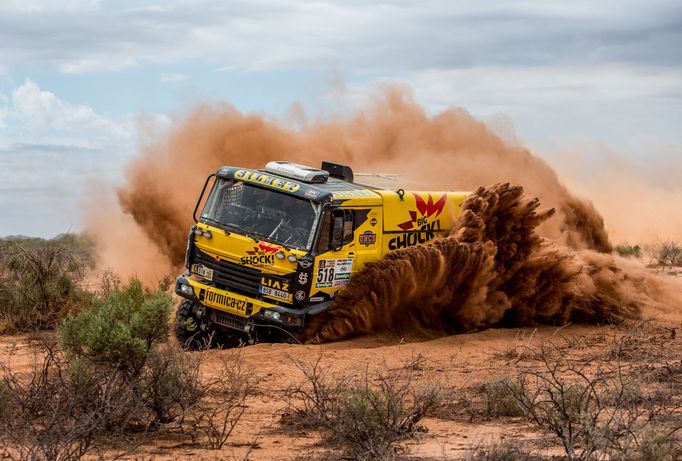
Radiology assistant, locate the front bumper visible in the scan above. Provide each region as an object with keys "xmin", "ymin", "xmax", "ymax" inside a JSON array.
[{"xmin": 175, "ymin": 274, "xmax": 331, "ymax": 331}]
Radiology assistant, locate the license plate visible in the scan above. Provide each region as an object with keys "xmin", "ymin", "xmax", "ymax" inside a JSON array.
[
  {"xmin": 259, "ymin": 285, "xmax": 289, "ymax": 300},
  {"xmin": 192, "ymin": 264, "xmax": 214, "ymax": 280}
]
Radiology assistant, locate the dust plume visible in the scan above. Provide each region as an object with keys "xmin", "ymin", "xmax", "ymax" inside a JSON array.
[
  {"xmin": 97, "ymin": 86, "xmax": 612, "ymax": 278},
  {"xmin": 305, "ymin": 184, "xmax": 667, "ymax": 342},
  {"xmin": 550, "ymin": 144, "xmax": 682, "ymax": 245}
]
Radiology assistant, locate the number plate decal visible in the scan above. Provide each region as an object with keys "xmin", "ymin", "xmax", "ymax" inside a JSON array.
[
  {"xmin": 315, "ymin": 258, "xmax": 353, "ymax": 288},
  {"xmin": 192, "ymin": 264, "xmax": 214, "ymax": 280}
]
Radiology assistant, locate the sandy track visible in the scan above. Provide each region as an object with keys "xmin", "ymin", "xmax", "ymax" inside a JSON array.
[{"xmin": 2, "ymin": 276, "xmax": 680, "ymax": 460}]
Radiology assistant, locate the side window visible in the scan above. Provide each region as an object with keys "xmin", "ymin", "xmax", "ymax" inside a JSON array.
[
  {"xmin": 342, "ymin": 211, "xmax": 354, "ymax": 244},
  {"xmin": 316, "ymin": 210, "xmax": 332, "ymax": 252},
  {"xmin": 316, "ymin": 208, "xmax": 354, "ymax": 252}
]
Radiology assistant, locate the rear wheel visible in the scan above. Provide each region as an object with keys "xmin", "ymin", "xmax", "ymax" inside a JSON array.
[{"xmin": 175, "ymin": 300, "xmax": 215, "ymax": 350}]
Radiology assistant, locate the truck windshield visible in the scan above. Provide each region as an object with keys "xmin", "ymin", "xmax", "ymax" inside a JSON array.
[{"xmin": 200, "ymin": 179, "xmax": 320, "ymax": 250}]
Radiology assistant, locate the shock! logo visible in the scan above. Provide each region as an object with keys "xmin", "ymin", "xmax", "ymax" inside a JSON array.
[
  {"xmin": 389, "ymin": 193, "xmax": 447, "ymax": 250},
  {"xmin": 241, "ymin": 241, "xmax": 281, "ymax": 266}
]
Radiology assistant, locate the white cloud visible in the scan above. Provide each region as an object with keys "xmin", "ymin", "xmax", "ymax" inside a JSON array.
[
  {"xmin": 0, "ymin": 0, "xmax": 100, "ymax": 13},
  {"xmin": 10, "ymin": 78, "xmax": 131, "ymax": 140},
  {"xmin": 1, "ymin": 0, "xmax": 680, "ymax": 74},
  {"xmin": 0, "ymin": 79, "xmax": 144, "ymax": 236},
  {"xmin": 59, "ymin": 58, "xmax": 137, "ymax": 75},
  {"xmin": 160, "ymin": 72, "xmax": 188, "ymax": 83},
  {"xmin": 0, "ymin": 92, "xmax": 8, "ymax": 128}
]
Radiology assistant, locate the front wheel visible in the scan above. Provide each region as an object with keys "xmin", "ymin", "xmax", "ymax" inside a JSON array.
[{"xmin": 174, "ymin": 300, "xmax": 215, "ymax": 350}]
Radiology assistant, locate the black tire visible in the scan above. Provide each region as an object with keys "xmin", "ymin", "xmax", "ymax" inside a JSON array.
[{"xmin": 175, "ymin": 300, "xmax": 215, "ymax": 350}]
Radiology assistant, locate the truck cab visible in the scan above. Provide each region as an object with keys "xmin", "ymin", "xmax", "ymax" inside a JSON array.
[{"xmin": 174, "ymin": 161, "xmax": 468, "ymax": 346}]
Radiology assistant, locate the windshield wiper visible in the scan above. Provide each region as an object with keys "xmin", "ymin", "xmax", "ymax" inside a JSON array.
[{"xmin": 200, "ymin": 216, "xmax": 226, "ymax": 229}]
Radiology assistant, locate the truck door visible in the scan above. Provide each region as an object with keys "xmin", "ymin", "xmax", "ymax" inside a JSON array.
[{"xmin": 350, "ymin": 207, "xmax": 382, "ymax": 273}]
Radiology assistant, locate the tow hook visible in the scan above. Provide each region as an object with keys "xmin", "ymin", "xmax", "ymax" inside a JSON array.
[{"xmin": 244, "ymin": 319, "xmax": 258, "ymax": 345}]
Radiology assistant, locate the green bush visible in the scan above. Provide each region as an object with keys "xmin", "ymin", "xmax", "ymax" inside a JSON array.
[
  {"xmin": 615, "ymin": 244, "xmax": 642, "ymax": 258},
  {"xmin": 60, "ymin": 277, "xmax": 172, "ymax": 375},
  {"xmin": 0, "ymin": 235, "xmax": 93, "ymax": 332}
]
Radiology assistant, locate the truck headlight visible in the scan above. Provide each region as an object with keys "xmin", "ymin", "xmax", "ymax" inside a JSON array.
[
  {"xmin": 179, "ymin": 284, "xmax": 194, "ymax": 296},
  {"xmin": 262, "ymin": 310, "xmax": 281, "ymax": 321}
]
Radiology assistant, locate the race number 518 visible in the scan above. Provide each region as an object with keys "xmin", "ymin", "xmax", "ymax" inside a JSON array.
[{"xmin": 317, "ymin": 267, "xmax": 334, "ymax": 284}]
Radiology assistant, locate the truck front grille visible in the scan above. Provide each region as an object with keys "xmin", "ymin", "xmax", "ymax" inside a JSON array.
[
  {"xmin": 193, "ymin": 249, "xmax": 261, "ymax": 296},
  {"xmin": 211, "ymin": 310, "xmax": 247, "ymax": 331}
]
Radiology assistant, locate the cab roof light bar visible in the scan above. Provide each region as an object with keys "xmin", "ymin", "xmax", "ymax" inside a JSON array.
[{"xmin": 264, "ymin": 161, "xmax": 329, "ymax": 183}]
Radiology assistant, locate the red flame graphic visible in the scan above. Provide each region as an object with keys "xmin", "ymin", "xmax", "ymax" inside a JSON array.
[
  {"xmin": 247, "ymin": 241, "xmax": 281, "ymax": 255},
  {"xmin": 397, "ymin": 193, "xmax": 447, "ymax": 231}
]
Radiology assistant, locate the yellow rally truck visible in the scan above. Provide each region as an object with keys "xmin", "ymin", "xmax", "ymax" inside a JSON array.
[{"xmin": 174, "ymin": 161, "xmax": 468, "ymax": 347}]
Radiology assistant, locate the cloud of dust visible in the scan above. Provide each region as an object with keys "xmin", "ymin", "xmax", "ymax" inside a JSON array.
[
  {"xmin": 549, "ymin": 144, "xmax": 682, "ymax": 245},
  {"xmin": 305, "ymin": 184, "xmax": 676, "ymax": 342},
  {"xmin": 85, "ymin": 84, "xmax": 682, "ymax": 339},
  {"xmin": 94, "ymin": 86, "xmax": 612, "ymax": 281}
]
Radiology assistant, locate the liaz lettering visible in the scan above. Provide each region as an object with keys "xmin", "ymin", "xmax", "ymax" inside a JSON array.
[
  {"xmin": 388, "ymin": 219, "xmax": 441, "ymax": 250},
  {"xmin": 260, "ymin": 276, "xmax": 290, "ymax": 292}
]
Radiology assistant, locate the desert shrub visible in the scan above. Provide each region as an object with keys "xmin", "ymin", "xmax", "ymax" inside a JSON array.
[
  {"xmin": 0, "ymin": 235, "xmax": 93, "ymax": 332},
  {"xmin": 653, "ymin": 241, "xmax": 682, "ymax": 267},
  {"xmin": 610, "ymin": 424, "xmax": 679, "ymax": 461},
  {"xmin": 59, "ymin": 277, "xmax": 206, "ymax": 427},
  {"xmin": 284, "ymin": 356, "xmax": 441, "ymax": 460},
  {"xmin": 615, "ymin": 244, "xmax": 641, "ymax": 258},
  {"xmin": 0, "ymin": 277, "xmax": 252, "ymax": 458},
  {"xmin": 0, "ymin": 342, "xmax": 134, "ymax": 461},
  {"xmin": 504, "ymin": 340, "xmax": 682, "ymax": 461},
  {"xmin": 479, "ymin": 379, "xmax": 525, "ymax": 418},
  {"xmin": 465, "ymin": 439, "xmax": 543, "ymax": 461},
  {"xmin": 193, "ymin": 353, "xmax": 252, "ymax": 449},
  {"xmin": 60, "ymin": 277, "xmax": 172, "ymax": 375}
]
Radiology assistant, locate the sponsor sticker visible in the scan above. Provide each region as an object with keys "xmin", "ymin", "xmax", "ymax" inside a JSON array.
[
  {"xmin": 234, "ymin": 170, "xmax": 301, "ymax": 193},
  {"xmin": 298, "ymin": 272, "xmax": 309, "ymax": 285},
  {"xmin": 199, "ymin": 288, "xmax": 247, "ymax": 313},
  {"xmin": 241, "ymin": 241, "xmax": 281, "ymax": 267},
  {"xmin": 370, "ymin": 217, "xmax": 377, "ymax": 227},
  {"xmin": 299, "ymin": 258, "xmax": 313, "ymax": 269},
  {"xmin": 304, "ymin": 189, "xmax": 319, "ymax": 199},
  {"xmin": 315, "ymin": 258, "xmax": 354, "ymax": 288},
  {"xmin": 295, "ymin": 290, "xmax": 306, "ymax": 301},
  {"xmin": 358, "ymin": 230, "xmax": 377, "ymax": 247}
]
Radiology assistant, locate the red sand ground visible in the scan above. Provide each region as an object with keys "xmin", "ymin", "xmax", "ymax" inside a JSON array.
[{"xmin": 1, "ymin": 275, "xmax": 680, "ymax": 460}]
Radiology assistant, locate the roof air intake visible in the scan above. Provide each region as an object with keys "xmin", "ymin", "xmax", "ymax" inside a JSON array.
[{"xmin": 321, "ymin": 161, "xmax": 354, "ymax": 183}]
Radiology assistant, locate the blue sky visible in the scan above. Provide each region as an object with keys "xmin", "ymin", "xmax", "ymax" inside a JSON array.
[{"xmin": 1, "ymin": 0, "xmax": 681, "ymax": 237}]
